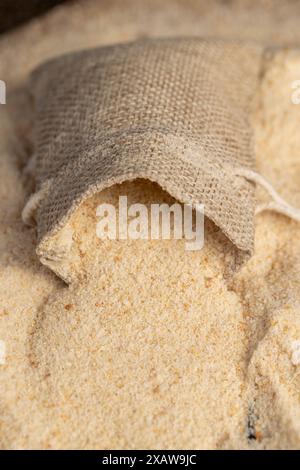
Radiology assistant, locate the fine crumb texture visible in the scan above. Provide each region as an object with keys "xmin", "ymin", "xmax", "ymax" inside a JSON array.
[
  {"xmin": 1, "ymin": 0, "xmax": 300, "ymax": 450},
  {"xmin": 28, "ymin": 183, "xmax": 247, "ymax": 450},
  {"xmin": 233, "ymin": 49, "xmax": 300, "ymax": 449}
]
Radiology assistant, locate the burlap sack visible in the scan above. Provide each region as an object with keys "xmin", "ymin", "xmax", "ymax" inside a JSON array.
[{"xmin": 23, "ymin": 38, "xmax": 264, "ymax": 282}]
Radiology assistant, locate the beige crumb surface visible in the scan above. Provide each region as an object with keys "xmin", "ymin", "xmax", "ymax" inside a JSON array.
[{"xmin": 1, "ymin": 0, "xmax": 300, "ymax": 450}]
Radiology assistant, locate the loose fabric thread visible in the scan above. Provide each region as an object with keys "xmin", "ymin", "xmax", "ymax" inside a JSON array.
[{"xmin": 236, "ymin": 168, "xmax": 300, "ymax": 222}]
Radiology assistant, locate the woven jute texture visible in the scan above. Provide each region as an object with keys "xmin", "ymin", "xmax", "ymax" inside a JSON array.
[{"xmin": 24, "ymin": 37, "xmax": 264, "ymax": 281}]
